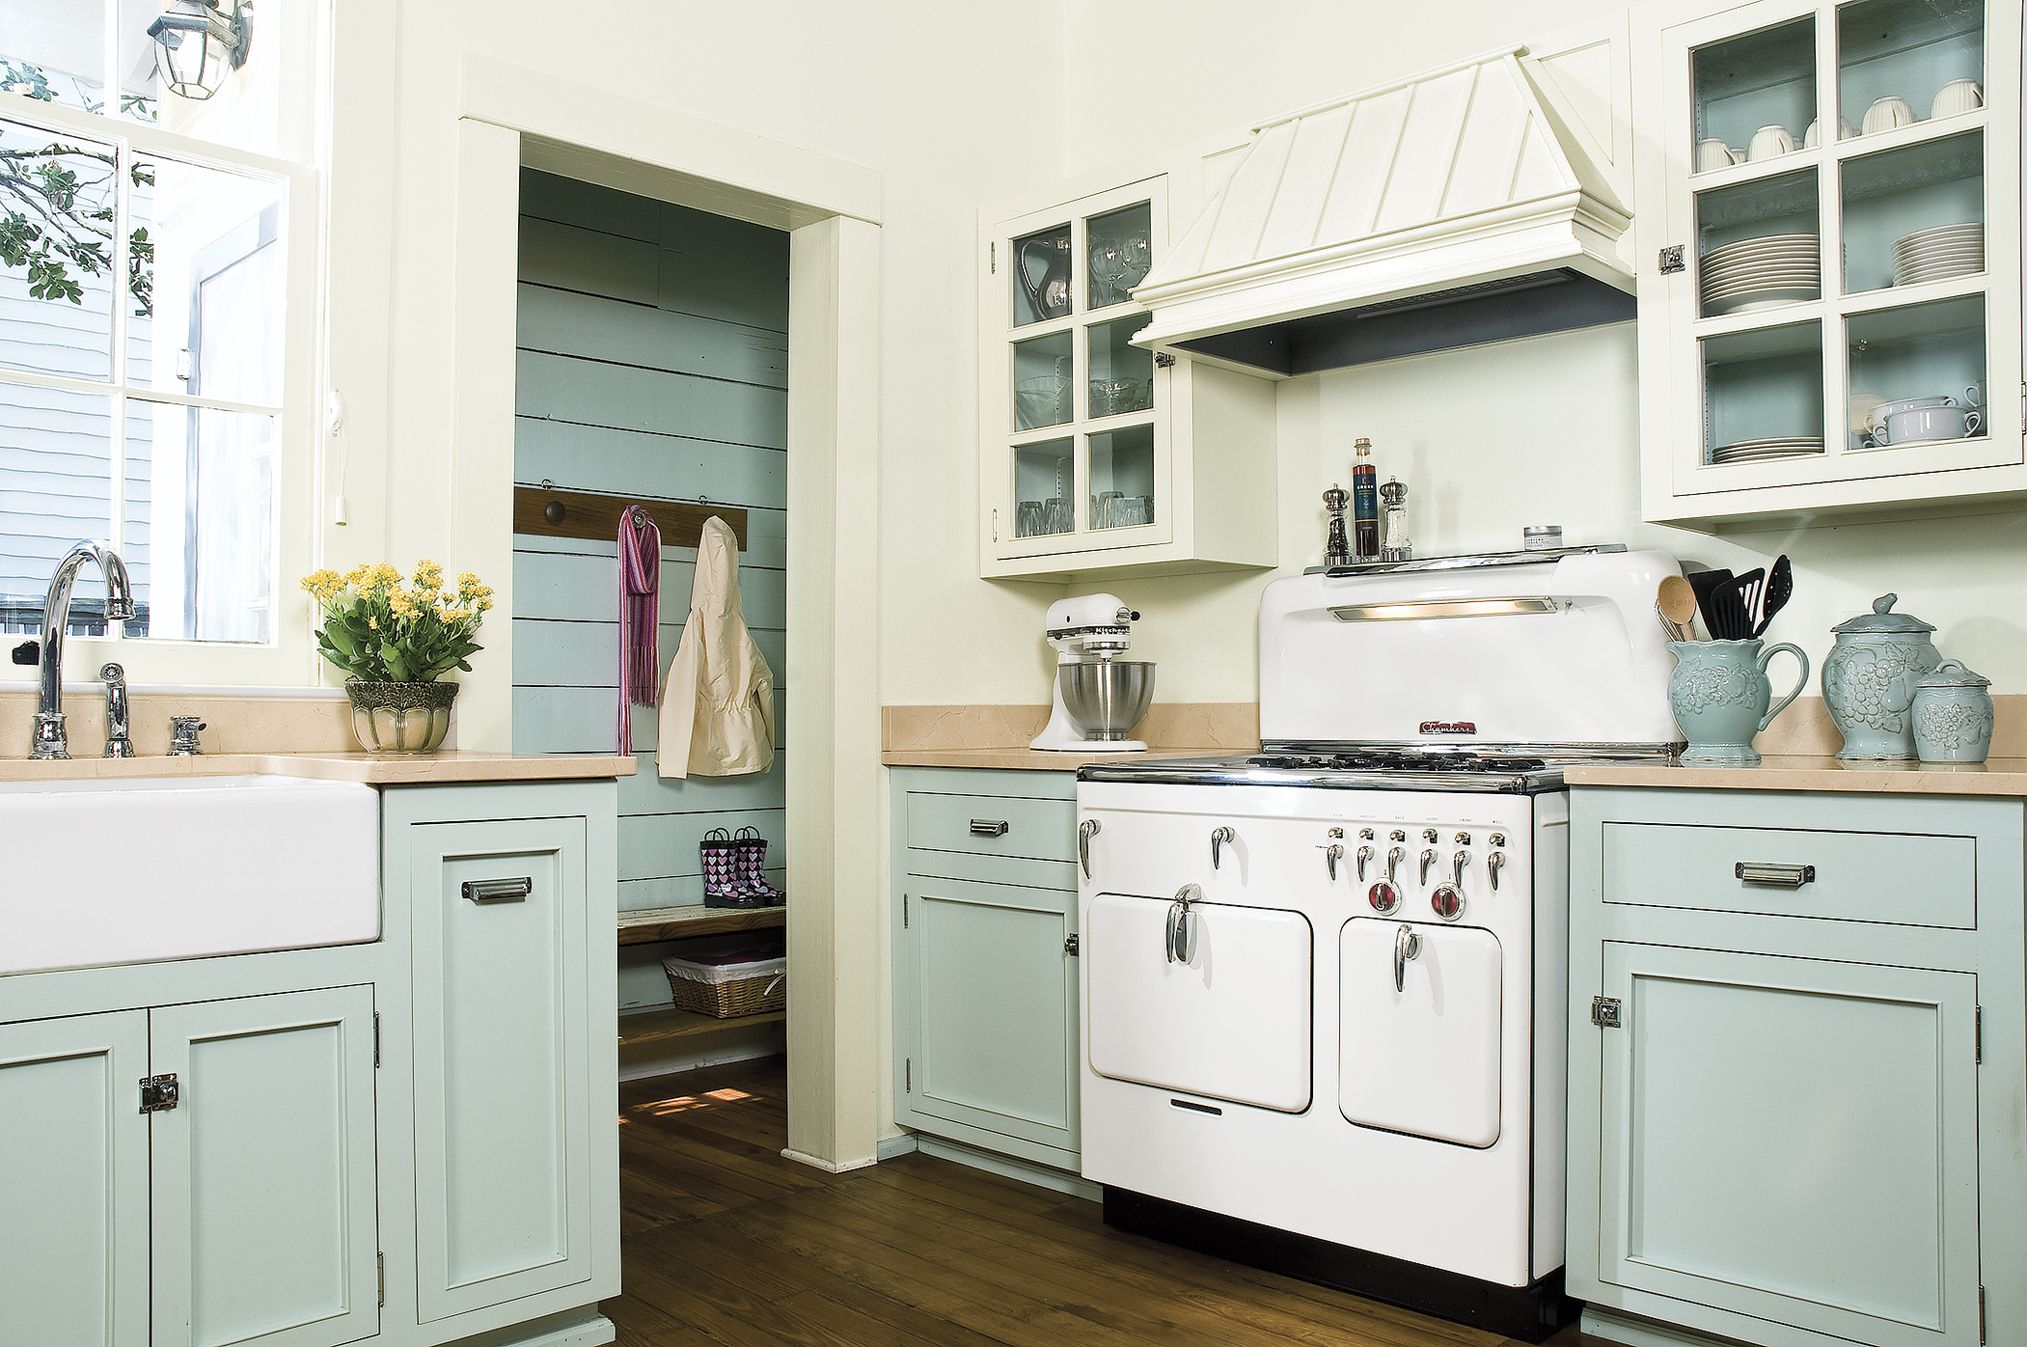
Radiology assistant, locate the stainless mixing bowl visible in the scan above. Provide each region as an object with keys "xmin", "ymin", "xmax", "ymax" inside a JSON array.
[{"xmin": 1058, "ymin": 660, "xmax": 1156, "ymax": 741}]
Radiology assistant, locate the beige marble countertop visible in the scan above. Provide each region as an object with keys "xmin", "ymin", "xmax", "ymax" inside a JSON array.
[
  {"xmin": 881, "ymin": 746, "xmax": 1234, "ymax": 772},
  {"xmin": 1566, "ymin": 755, "xmax": 2027, "ymax": 797},
  {"xmin": 0, "ymin": 751, "xmax": 637, "ymax": 786}
]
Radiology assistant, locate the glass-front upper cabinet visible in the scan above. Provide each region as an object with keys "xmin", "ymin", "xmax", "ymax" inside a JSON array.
[{"xmin": 1634, "ymin": 0, "xmax": 2023, "ymax": 527}]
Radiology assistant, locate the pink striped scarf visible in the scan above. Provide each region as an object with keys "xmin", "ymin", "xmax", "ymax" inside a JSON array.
[{"xmin": 617, "ymin": 505, "xmax": 660, "ymax": 754}]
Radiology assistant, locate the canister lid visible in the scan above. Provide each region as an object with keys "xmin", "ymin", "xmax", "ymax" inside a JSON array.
[
  {"xmin": 1918, "ymin": 659, "xmax": 1990, "ymax": 689},
  {"xmin": 1832, "ymin": 593, "xmax": 1935, "ymax": 635}
]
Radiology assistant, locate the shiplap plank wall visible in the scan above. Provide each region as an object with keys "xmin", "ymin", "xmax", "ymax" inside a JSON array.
[{"xmin": 511, "ymin": 171, "xmax": 790, "ymax": 977}]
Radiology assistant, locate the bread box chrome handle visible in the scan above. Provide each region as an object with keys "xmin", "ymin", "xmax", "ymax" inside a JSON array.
[
  {"xmin": 969, "ymin": 819, "xmax": 1010, "ymax": 837},
  {"xmin": 463, "ymin": 877, "xmax": 532, "ymax": 904},
  {"xmin": 1735, "ymin": 861, "xmax": 1815, "ymax": 890}
]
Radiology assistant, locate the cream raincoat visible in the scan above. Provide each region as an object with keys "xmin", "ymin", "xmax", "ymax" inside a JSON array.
[{"xmin": 657, "ymin": 517, "xmax": 776, "ymax": 778}]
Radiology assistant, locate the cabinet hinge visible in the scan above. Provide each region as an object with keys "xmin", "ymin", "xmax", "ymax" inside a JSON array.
[
  {"xmin": 1978, "ymin": 1284, "xmax": 1986, "ymax": 1342},
  {"xmin": 1154, "ymin": 351, "xmax": 1176, "ymax": 368},
  {"xmin": 1591, "ymin": 995, "xmax": 1624, "ymax": 1029},
  {"xmin": 378, "ymin": 1252, "xmax": 385, "ymax": 1307},
  {"xmin": 1064, "ymin": 934, "xmax": 1080, "ymax": 956},
  {"xmin": 374, "ymin": 1012, "xmax": 382, "ymax": 1068},
  {"xmin": 1975, "ymin": 1005, "xmax": 1982, "ymax": 1063},
  {"xmin": 1658, "ymin": 245, "xmax": 1685, "ymax": 275},
  {"xmin": 903, "ymin": 893, "xmax": 909, "ymax": 929},
  {"xmin": 990, "ymin": 241, "xmax": 996, "ymax": 274},
  {"xmin": 139, "ymin": 1073, "xmax": 179, "ymax": 1114},
  {"xmin": 905, "ymin": 1058, "xmax": 912, "ymax": 1093}
]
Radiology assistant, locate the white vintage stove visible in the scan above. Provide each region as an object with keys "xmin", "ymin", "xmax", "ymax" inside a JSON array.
[{"xmin": 1075, "ymin": 545, "xmax": 1680, "ymax": 1341}]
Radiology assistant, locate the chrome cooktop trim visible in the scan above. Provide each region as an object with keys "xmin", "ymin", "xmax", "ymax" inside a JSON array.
[{"xmin": 1301, "ymin": 543, "xmax": 1627, "ymax": 577}]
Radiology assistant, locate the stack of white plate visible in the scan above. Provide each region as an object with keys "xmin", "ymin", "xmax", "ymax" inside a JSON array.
[
  {"xmin": 1699, "ymin": 234, "xmax": 1822, "ymax": 315},
  {"xmin": 1893, "ymin": 223, "xmax": 1983, "ymax": 286},
  {"xmin": 1710, "ymin": 435, "xmax": 1826, "ymax": 464}
]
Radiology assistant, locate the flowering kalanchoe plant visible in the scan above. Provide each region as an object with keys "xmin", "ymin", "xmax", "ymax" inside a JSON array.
[{"xmin": 301, "ymin": 560, "xmax": 494, "ymax": 684}]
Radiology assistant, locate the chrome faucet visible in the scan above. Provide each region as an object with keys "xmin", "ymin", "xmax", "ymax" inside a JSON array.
[
  {"xmin": 31, "ymin": 540, "xmax": 136, "ymax": 760},
  {"xmin": 100, "ymin": 662, "xmax": 133, "ymax": 758}
]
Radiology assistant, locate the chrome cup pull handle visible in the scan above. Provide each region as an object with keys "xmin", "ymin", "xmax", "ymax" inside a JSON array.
[
  {"xmin": 1393, "ymin": 924, "xmax": 1422, "ymax": 993},
  {"xmin": 1735, "ymin": 861, "xmax": 1815, "ymax": 889},
  {"xmin": 969, "ymin": 818, "xmax": 1010, "ymax": 837},
  {"xmin": 1078, "ymin": 819, "xmax": 1101, "ymax": 879},
  {"xmin": 463, "ymin": 877, "xmax": 532, "ymax": 904}
]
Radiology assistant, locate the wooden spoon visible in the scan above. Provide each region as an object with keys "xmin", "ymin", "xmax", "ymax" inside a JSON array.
[{"xmin": 1656, "ymin": 575, "xmax": 1700, "ymax": 641}]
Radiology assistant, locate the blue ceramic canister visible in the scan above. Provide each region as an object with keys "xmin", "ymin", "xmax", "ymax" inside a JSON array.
[
  {"xmin": 1822, "ymin": 594, "xmax": 1941, "ymax": 760},
  {"xmin": 1912, "ymin": 660, "xmax": 1995, "ymax": 764}
]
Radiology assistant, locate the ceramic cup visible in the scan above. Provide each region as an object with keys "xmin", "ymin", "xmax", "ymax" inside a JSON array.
[
  {"xmin": 1873, "ymin": 404, "xmax": 1982, "ymax": 445},
  {"xmin": 1668, "ymin": 639, "xmax": 1811, "ymax": 766},
  {"xmin": 1748, "ymin": 124, "xmax": 1799, "ymax": 161},
  {"xmin": 1803, "ymin": 115, "xmax": 1857, "ymax": 148},
  {"xmin": 1863, "ymin": 95, "xmax": 1917, "ymax": 135},
  {"xmin": 1695, "ymin": 138, "xmax": 1737, "ymax": 172},
  {"xmin": 1931, "ymin": 78, "xmax": 1984, "ymax": 118}
]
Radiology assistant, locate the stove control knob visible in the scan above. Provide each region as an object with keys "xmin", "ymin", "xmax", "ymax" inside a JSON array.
[
  {"xmin": 1356, "ymin": 844, "xmax": 1373, "ymax": 881},
  {"xmin": 1389, "ymin": 829, "xmax": 1407, "ymax": 843},
  {"xmin": 1421, "ymin": 827, "xmax": 1438, "ymax": 844},
  {"xmin": 1368, "ymin": 881, "xmax": 1401, "ymax": 915},
  {"xmin": 1418, "ymin": 848, "xmax": 1437, "ymax": 885},
  {"xmin": 1488, "ymin": 851, "xmax": 1506, "ymax": 892},
  {"xmin": 1385, "ymin": 846, "xmax": 1405, "ymax": 884},
  {"xmin": 1454, "ymin": 831, "xmax": 1472, "ymax": 847},
  {"xmin": 1431, "ymin": 884, "xmax": 1465, "ymax": 921},
  {"xmin": 1359, "ymin": 827, "xmax": 1375, "ymax": 841},
  {"xmin": 1324, "ymin": 843, "xmax": 1344, "ymax": 881}
]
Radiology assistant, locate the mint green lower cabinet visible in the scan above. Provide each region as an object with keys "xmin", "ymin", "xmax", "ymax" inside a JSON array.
[
  {"xmin": 406, "ymin": 813, "xmax": 596, "ymax": 1322},
  {"xmin": 0, "ymin": 1011, "xmax": 150, "ymax": 1347},
  {"xmin": 1596, "ymin": 944, "xmax": 1981, "ymax": 1347},
  {"xmin": 891, "ymin": 768, "xmax": 1080, "ymax": 1171},
  {"xmin": 1569, "ymin": 787, "xmax": 2027, "ymax": 1347},
  {"xmin": 150, "ymin": 987, "xmax": 381, "ymax": 1347}
]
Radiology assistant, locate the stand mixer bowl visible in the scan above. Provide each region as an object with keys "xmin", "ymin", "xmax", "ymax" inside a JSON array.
[{"xmin": 1058, "ymin": 661, "xmax": 1156, "ymax": 741}]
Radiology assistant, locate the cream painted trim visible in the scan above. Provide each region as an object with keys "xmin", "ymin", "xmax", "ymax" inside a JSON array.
[
  {"xmin": 442, "ymin": 63, "xmax": 886, "ymax": 1169},
  {"xmin": 779, "ymin": 1148, "xmax": 880, "ymax": 1176}
]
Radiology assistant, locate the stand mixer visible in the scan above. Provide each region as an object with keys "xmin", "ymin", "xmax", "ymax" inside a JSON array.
[{"xmin": 1031, "ymin": 594, "xmax": 1157, "ymax": 752}]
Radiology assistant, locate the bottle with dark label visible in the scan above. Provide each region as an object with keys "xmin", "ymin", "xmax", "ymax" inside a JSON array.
[{"xmin": 1351, "ymin": 437, "xmax": 1380, "ymax": 561}]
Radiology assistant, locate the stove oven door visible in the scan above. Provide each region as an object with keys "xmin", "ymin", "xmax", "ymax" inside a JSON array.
[
  {"xmin": 1086, "ymin": 892, "xmax": 1312, "ymax": 1113},
  {"xmin": 1339, "ymin": 917, "xmax": 1502, "ymax": 1147}
]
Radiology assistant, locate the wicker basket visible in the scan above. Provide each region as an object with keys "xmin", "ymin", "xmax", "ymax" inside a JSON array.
[{"xmin": 662, "ymin": 949, "xmax": 787, "ymax": 1019}]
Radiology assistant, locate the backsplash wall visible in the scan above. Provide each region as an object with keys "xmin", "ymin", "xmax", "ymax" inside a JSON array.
[{"xmin": 1113, "ymin": 323, "xmax": 2027, "ymax": 700}]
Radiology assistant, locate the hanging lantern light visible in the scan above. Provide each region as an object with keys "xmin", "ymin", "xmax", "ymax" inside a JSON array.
[{"xmin": 146, "ymin": 0, "xmax": 253, "ymax": 101}]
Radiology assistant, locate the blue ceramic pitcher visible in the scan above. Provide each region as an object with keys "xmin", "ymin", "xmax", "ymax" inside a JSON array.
[{"xmin": 1668, "ymin": 639, "xmax": 1811, "ymax": 766}]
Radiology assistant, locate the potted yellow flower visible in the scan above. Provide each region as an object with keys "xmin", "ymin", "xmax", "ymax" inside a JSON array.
[{"xmin": 301, "ymin": 560, "xmax": 494, "ymax": 754}]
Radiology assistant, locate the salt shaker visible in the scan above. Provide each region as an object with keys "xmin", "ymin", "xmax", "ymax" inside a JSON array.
[
  {"xmin": 1322, "ymin": 483, "xmax": 1351, "ymax": 569},
  {"xmin": 1379, "ymin": 477, "xmax": 1411, "ymax": 562}
]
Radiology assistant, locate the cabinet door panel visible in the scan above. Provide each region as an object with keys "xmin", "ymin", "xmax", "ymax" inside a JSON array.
[
  {"xmin": 1597, "ymin": 944, "xmax": 1980, "ymax": 1346},
  {"xmin": 901, "ymin": 876, "xmax": 1076, "ymax": 1153},
  {"xmin": 150, "ymin": 987, "xmax": 380, "ymax": 1347},
  {"xmin": 411, "ymin": 818, "xmax": 592, "ymax": 1320},
  {"xmin": 0, "ymin": 1012, "xmax": 149, "ymax": 1347}
]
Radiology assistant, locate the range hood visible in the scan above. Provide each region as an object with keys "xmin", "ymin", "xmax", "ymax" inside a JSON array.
[{"xmin": 1133, "ymin": 41, "xmax": 1637, "ymax": 377}]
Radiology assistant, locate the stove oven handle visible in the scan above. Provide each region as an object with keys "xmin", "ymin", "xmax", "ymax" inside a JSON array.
[
  {"xmin": 1078, "ymin": 819, "xmax": 1101, "ymax": 880},
  {"xmin": 1166, "ymin": 884, "xmax": 1201, "ymax": 964},
  {"xmin": 1393, "ymin": 924, "xmax": 1423, "ymax": 994},
  {"xmin": 1210, "ymin": 826, "xmax": 1236, "ymax": 870}
]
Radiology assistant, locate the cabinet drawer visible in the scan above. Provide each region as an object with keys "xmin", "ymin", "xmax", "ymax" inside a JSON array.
[
  {"xmin": 1601, "ymin": 821, "xmax": 1974, "ymax": 929},
  {"xmin": 906, "ymin": 790, "xmax": 1077, "ymax": 865}
]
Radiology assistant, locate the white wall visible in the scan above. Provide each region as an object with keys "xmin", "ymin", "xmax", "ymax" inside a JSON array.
[
  {"xmin": 1055, "ymin": 0, "xmax": 2027, "ymax": 697},
  {"xmin": 368, "ymin": 1, "xmax": 1067, "ymax": 709}
]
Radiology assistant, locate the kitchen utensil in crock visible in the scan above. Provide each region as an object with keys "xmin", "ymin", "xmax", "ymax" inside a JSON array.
[
  {"xmin": 1686, "ymin": 569, "xmax": 1736, "ymax": 639},
  {"xmin": 1754, "ymin": 555, "xmax": 1792, "ymax": 637},
  {"xmin": 1656, "ymin": 575, "xmax": 1700, "ymax": 641}
]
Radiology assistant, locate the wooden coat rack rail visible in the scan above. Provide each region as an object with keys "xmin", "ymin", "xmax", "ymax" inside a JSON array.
[{"xmin": 512, "ymin": 484, "xmax": 749, "ymax": 550}]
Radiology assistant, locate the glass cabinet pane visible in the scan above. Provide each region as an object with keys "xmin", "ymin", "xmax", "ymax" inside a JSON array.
[
  {"xmin": 1088, "ymin": 316, "xmax": 1154, "ymax": 418},
  {"xmin": 1089, "ymin": 426, "xmax": 1156, "ymax": 531},
  {"xmin": 1013, "ymin": 438, "xmax": 1075, "ymax": 538},
  {"xmin": 1012, "ymin": 332, "xmax": 1073, "ymax": 432},
  {"xmin": 1086, "ymin": 201, "xmax": 1152, "ymax": 309},
  {"xmin": 1010, "ymin": 223, "xmax": 1073, "ymax": 326},
  {"xmin": 1841, "ymin": 130, "xmax": 1983, "ymax": 293},
  {"xmin": 1839, "ymin": 0, "xmax": 1984, "ymax": 143},
  {"xmin": 1692, "ymin": 16, "xmax": 1815, "ymax": 171},
  {"xmin": 1697, "ymin": 170, "xmax": 1821, "ymax": 317},
  {"xmin": 1702, "ymin": 322, "xmax": 1825, "ymax": 464},
  {"xmin": 1848, "ymin": 295, "xmax": 1986, "ymax": 449}
]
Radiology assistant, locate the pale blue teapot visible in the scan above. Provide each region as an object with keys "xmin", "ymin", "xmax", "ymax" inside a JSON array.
[{"xmin": 1669, "ymin": 639, "xmax": 1811, "ymax": 765}]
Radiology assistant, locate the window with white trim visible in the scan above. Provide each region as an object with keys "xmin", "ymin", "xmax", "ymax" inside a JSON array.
[{"xmin": 0, "ymin": 0, "xmax": 322, "ymax": 663}]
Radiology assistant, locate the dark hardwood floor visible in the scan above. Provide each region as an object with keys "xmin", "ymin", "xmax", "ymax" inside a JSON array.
[{"xmin": 609, "ymin": 1056, "xmax": 1594, "ymax": 1347}]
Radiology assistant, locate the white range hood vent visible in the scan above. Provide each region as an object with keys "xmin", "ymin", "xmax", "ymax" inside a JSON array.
[{"xmin": 1133, "ymin": 42, "xmax": 1637, "ymax": 377}]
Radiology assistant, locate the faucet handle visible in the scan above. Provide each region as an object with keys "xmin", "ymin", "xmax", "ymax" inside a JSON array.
[
  {"xmin": 168, "ymin": 716, "xmax": 207, "ymax": 756},
  {"xmin": 101, "ymin": 663, "xmax": 133, "ymax": 759}
]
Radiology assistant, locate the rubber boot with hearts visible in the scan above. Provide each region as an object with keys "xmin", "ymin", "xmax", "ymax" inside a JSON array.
[
  {"xmin": 700, "ymin": 828, "xmax": 750, "ymax": 907},
  {"xmin": 733, "ymin": 826, "xmax": 785, "ymax": 905}
]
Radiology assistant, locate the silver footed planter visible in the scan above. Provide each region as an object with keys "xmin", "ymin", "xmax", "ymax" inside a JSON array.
[
  {"xmin": 346, "ymin": 680, "xmax": 459, "ymax": 755},
  {"xmin": 1821, "ymin": 593, "xmax": 1941, "ymax": 760},
  {"xmin": 1668, "ymin": 639, "xmax": 1810, "ymax": 766}
]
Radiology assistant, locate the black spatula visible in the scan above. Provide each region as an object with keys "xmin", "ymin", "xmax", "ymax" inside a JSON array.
[{"xmin": 1685, "ymin": 569, "xmax": 1735, "ymax": 639}]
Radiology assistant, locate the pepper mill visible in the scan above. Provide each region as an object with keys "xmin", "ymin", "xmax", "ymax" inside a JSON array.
[
  {"xmin": 1322, "ymin": 483, "xmax": 1351, "ymax": 569},
  {"xmin": 1379, "ymin": 477, "xmax": 1411, "ymax": 562}
]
